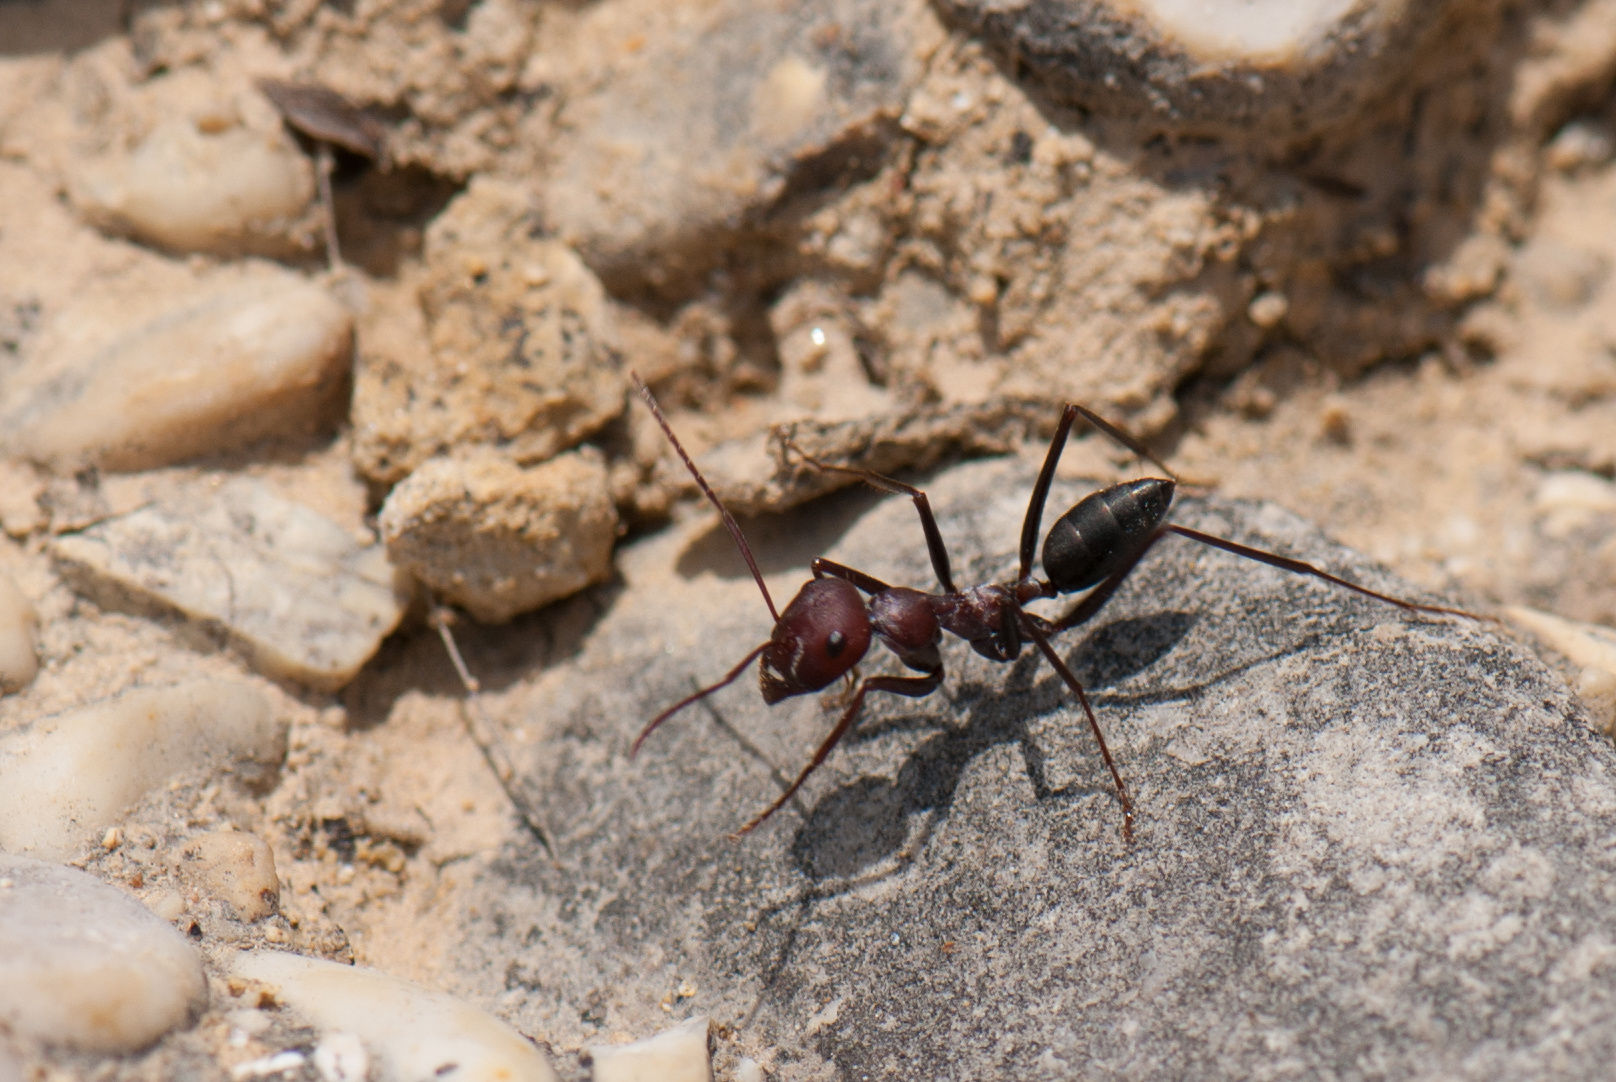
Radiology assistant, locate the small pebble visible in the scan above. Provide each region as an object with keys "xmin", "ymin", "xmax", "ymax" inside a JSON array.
[
  {"xmin": 1505, "ymin": 607, "xmax": 1616, "ymax": 731},
  {"xmin": 2, "ymin": 268, "xmax": 351, "ymax": 472},
  {"xmin": 312, "ymin": 1032, "xmax": 369, "ymax": 1082},
  {"xmin": 1247, "ymin": 291, "xmax": 1289, "ymax": 329},
  {"xmin": 52, "ymin": 477, "xmax": 408, "ymax": 690},
  {"xmin": 1534, "ymin": 471, "xmax": 1616, "ymax": 539},
  {"xmin": 589, "ymin": 1017, "xmax": 712, "ymax": 1082},
  {"xmin": 180, "ymin": 831, "xmax": 279, "ymax": 922},
  {"xmin": 378, "ymin": 448, "xmax": 617, "ymax": 623},
  {"xmin": 232, "ymin": 950, "xmax": 558, "ymax": 1082},
  {"xmin": 231, "ymin": 1051, "xmax": 307, "ymax": 1080},
  {"xmin": 0, "ymin": 571, "xmax": 38, "ymax": 694},
  {"xmin": 0, "ymin": 681, "xmax": 284, "ymax": 859},
  {"xmin": 71, "ymin": 116, "xmax": 314, "ymax": 255},
  {"xmin": 0, "ymin": 854, "xmax": 206, "ymax": 1052},
  {"xmin": 1578, "ymin": 667, "xmax": 1616, "ymax": 735},
  {"xmin": 1546, "ymin": 120, "xmax": 1616, "ymax": 171}
]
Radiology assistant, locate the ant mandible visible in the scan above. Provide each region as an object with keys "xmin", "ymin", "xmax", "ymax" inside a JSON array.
[{"xmin": 630, "ymin": 374, "xmax": 1483, "ymax": 841}]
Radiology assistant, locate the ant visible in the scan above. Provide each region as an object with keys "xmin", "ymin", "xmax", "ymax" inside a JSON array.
[{"xmin": 630, "ymin": 374, "xmax": 1484, "ymax": 841}]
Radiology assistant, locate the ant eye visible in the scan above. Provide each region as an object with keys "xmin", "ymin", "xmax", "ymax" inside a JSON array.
[{"xmin": 825, "ymin": 630, "xmax": 846, "ymax": 658}]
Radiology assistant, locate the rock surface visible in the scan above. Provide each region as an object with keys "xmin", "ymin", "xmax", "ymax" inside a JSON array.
[
  {"xmin": 540, "ymin": 0, "xmax": 937, "ymax": 294},
  {"xmin": 447, "ymin": 456, "xmax": 1608, "ymax": 1080},
  {"xmin": 378, "ymin": 448, "xmax": 618, "ymax": 624},
  {"xmin": 351, "ymin": 178, "xmax": 624, "ymax": 485},
  {"xmin": 0, "ymin": 853, "xmax": 206, "ymax": 1053},
  {"xmin": 0, "ymin": 264, "xmax": 352, "ymax": 472},
  {"xmin": 231, "ymin": 950, "xmax": 559, "ymax": 1082},
  {"xmin": 934, "ymin": 0, "xmax": 1484, "ymax": 136},
  {"xmin": 0, "ymin": 680, "xmax": 284, "ymax": 860},
  {"xmin": 51, "ymin": 477, "xmax": 408, "ymax": 690}
]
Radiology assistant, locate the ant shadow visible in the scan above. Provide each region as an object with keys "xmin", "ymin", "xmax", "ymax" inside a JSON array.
[
  {"xmin": 737, "ymin": 608, "xmax": 1205, "ymax": 1022},
  {"xmin": 787, "ymin": 609, "xmax": 1199, "ymax": 881}
]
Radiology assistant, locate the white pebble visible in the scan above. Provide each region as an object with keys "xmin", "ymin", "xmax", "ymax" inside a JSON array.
[
  {"xmin": 232, "ymin": 951, "xmax": 559, "ymax": 1082},
  {"xmin": 589, "ymin": 1017, "xmax": 712, "ymax": 1082},
  {"xmin": 0, "ymin": 854, "xmax": 205, "ymax": 1052},
  {"xmin": 231, "ymin": 1051, "xmax": 308, "ymax": 1080},
  {"xmin": 2, "ymin": 269, "xmax": 351, "ymax": 472},
  {"xmin": 1507, "ymin": 607, "xmax": 1616, "ymax": 674},
  {"xmin": 313, "ymin": 1032, "xmax": 370, "ymax": 1082},
  {"xmin": 0, "ymin": 681, "xmax": 284, "ymax": 860},
  {"xmin": 1246, "ymin": 291, "xmax": 1289, "ymax": 329},
  {"xmin": 1578, "ymin": 667, "xmax": 1616, "ymax": 735},
  {"xmin": 52, "ymin": 477, "xmax": 408, "ymax": 691},
  {"xmin": 180, "ymin": 830, "xmax": 280, "ymax": 922},
  {"xmin": 72, "ymin": 117, "xmax": 314, "ymax": 255},
  {"xmin": 0, "ymin": 571, "xmax": 38, "ymax": 694},
  {"xmin": 378, "ymin": 448, "xmax": 617, "ymax": 623}
]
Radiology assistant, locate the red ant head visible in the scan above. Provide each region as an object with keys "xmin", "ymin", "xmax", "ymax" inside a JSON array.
[{"xmin": 759, "ymin": 577, "xmax": 872, "ymax": 704}]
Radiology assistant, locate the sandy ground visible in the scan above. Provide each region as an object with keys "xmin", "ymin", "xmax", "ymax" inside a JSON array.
[{"xmin": 1, "ymin": 0, "xmax": 1615, "ymax": 1077}]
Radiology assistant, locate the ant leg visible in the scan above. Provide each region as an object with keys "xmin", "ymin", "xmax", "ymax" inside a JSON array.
[
  {"xmin": 632, "ymin": 643, "xmax": 771, "ymax": 757},
  {"xmin": 782, "ymin": 438, "xmax": 956, "ymax": 593},
  {"xmin": 732, "ymin": 669, "xmax": 944, "ymax": 838},
  {"xmin": 812, "ymin": 557, "xmax": 893, "ymax": 596},
  {"xmin": 1018, "ymin": 614, "xmax": 1134, "ymax": 842},
  {"xmin": 1163, "ymin": 525, "xmax": 1491, "ymax": 622},
  {"xmin": 634, "ymin": 373, "xmax": 780, "ymax": 622},
  {"xmin": 1020, "ymin": 404, "xmax": 1179, "ymax": 581}
]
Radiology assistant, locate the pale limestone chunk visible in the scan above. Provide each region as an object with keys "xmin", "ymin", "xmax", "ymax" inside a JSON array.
[
  {"xmin": 351, "ymin": 178, "xmax": 624, "ymax": 484},
  {"xmin": 1506, "ymin": 608, "xmax": 1616, "ymax": 734},
  {"xmin": 378, "ymin": 448, "xmax": 617, "ymax": 623},
  {"xmin": 589, "ymin": 1017, "xmax": 712, "ymax": 1082},
  {"xmin": 0, "ymin": 571, "xmax": 38, "ymax": 694},
  {"xmin": 2, "ymin": 267, "xmax": 351, "ymax": 472},
  {"xmin": 179, "ymin": 830, "xmax": 279, "ymax": 922},
  {"xmin": 51, "ymin": 477, "xmax": 408, "ymax": 690},
  {"xmin": 232, "ymin": 951, "xmax": 558, "ymax": 1082},
  {"xmin": 0, "ymin": 855, "xmax": 206, "ymax": 1053},
  {"xmin": 70, "ymin": 116, "xmax": 315, "ymax": 255},
  {"xmin": 0, "ymin": 681, "xmax": 284, "ymax": 860}
]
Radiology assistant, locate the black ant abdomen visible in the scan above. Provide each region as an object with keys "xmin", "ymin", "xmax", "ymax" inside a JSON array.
[{"xmin": 1043, "ymin": 478, "xmax": 1176, "ymax": 594}]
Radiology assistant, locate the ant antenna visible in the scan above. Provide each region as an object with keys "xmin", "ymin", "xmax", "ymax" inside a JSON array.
[{"xmin": 632, "ymin": 373, "xmax": 779, "ymax": 623}]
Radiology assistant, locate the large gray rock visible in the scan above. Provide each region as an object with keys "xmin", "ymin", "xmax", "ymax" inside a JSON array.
[
  {"xmin": 934, "ymin": 0, "xmax": 1489, "ymax": 137},
  {"xmin": 459, "ymin": 456, "xmax": 1609, "ymax": 1079}
]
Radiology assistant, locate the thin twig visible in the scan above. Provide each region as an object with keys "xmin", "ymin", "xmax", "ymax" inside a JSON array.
[{"xmin": 431, "ymin": 606, "xmax": 554, "ymax": 856}]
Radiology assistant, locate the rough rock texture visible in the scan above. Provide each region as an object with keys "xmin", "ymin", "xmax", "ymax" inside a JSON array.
[
  {"xmin": 540, "ymin": 0, "xmax": 937, "ymax": 295},
  {"xmin": 351, "ymin": 178, "xmax": 625, "ymax": 485},
  {"xmin": 447, "ymin": 456, "xmax": 1605, "ymax": 1080},
  {"xmin": 932, "ymin": 0, "xmax": 1482, "ymax": 137},
  {"xmin": 51, "ymin": 477, "xmax": 408, "ymax": 690},
  {"xmin": 378, "ymin": 448, "xmax": 618, "ymax": 623}
]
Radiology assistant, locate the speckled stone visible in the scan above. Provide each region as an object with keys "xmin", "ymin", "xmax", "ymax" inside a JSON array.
[
  {"xmin": 51, "ymin": 477, "xmax": 408, "ymax": 690},
  {"xmin": 932, "ymin": 0, "xmax": 1487, "ymax": 136},
  {"xmin": 447, "ymin": 456, "xmax": 1612, "ymax": 1080}
]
